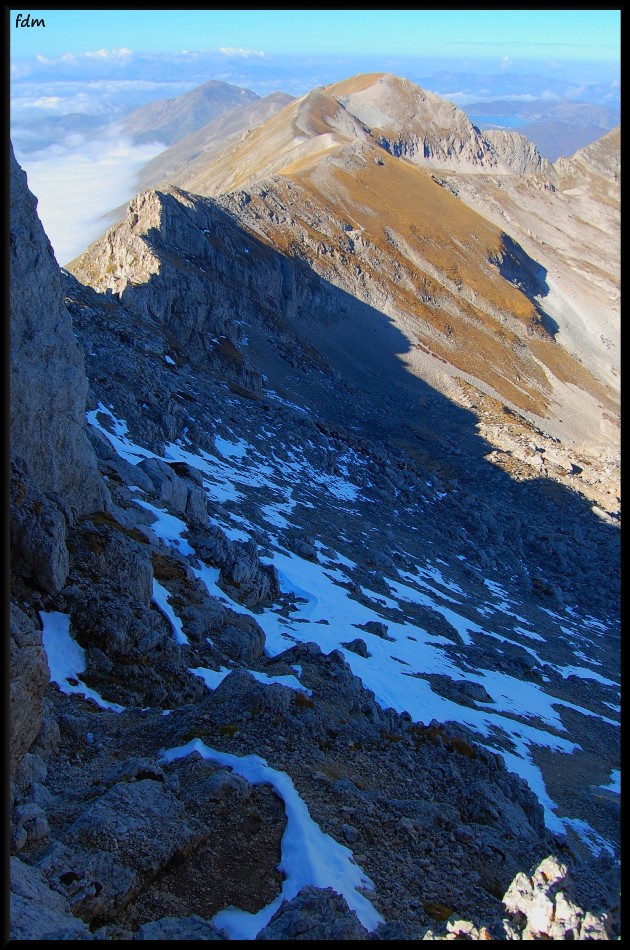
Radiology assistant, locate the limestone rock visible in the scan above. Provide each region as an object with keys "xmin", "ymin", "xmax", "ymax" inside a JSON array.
[
  {"xmin": 502, "ymin": 855, "xmax": 610, "ymax": 940},
  {"xmin": 9, "ymin": 602, "xmax": 50, "ymax": 774},
  {"xmin": 10, "ymin": 464, "xmax": 70, "ymax": 594},
  {"xmin": 69, "ymin": 517, "xmax": 153, "ymax": 606},
  {"xmin": 257, "ymin": 885, "xmax": 369, "ymax": 940},
  {"xmin": 136, "ymin": 915, "xmax": 227, "ymax": 939},
  {"xmin": 341, "ymin": 638, "xmax": 370, "ymax": 658},
  {"xmin": 214, "ymin": 617, "xmax": 266, "ymax": 664},
  {"xmin": 219, "ymin": 539, "xmax": 281, "ymax": 609},
  {"xmin": 14, "ymin": 802, "xmax": 50, "ymax": 845},
  {"xmin": 484, "ymin": 129, "xmax": 555, "ymax": 177},
  {"xmin": 454, "ymin": 680, "xmax": 494, "ymax": 704},
  {"xmin": 10, "ymin": 145, "xmax": 108, "ymax": 518},
  {"xmin": 10, "ymin": 856, "xmax": 93, "ymax": 940},
  {"xmin": 40, "ymin": 779, "xmax": 205, "ymax": 922}
]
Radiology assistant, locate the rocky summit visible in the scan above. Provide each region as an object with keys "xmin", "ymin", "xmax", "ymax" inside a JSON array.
[{"xmin": 9, "ymin": 71, "xmax": 620, "ymax": 941}]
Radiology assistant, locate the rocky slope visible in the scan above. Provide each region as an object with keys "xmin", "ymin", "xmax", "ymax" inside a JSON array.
[
  {"xmin": 554, "ymin": 125, "xmax": 620, "ymax": 191},
  {"xmin": 482, "ymin": 129, "xmax": 554, "ymax": 177},
  {"xmin": 9, "ymin": 80, "xmax": 620, "ymax": 943}
]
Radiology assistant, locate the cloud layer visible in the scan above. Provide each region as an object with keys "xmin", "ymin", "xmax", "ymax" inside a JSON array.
[{"xmin": 15, "ymin": 130, "xmax": 164, "ymax": 265}]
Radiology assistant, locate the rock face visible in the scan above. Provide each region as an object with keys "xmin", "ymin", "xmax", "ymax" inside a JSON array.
[
  {"xmin": 10, "ymin": 144, "xmax": 108, "ymax": 519},
  {"xmin": 71, "ymin": 187, "xmax": 264, "ymax": 397},
  {"xmin": 10, "ymin": 146, "xmax": 110, "ymax": 796},
  {"xmin": 484, "ymin": 129, "xmax": 555, "ymax": 177},
  {"xmin": 9, "ymin": 603, "xmax": 50, "ymax": 774},
  {"xmin": 329, "ymin": 73, "xmax": 504, "ymax": 173},
  {"xmin": 258, "ymin": 886, "xmax": 370, "ymax": 940}
]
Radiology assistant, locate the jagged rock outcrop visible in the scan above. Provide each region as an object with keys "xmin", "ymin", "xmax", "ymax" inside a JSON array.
[
  {"xmin": 422, "ymin": 856, "xmax": 617, "ymax": 940},
  {"xmin": 484, "ymin": 129, "xmax": 555, "ymax": 177},
  {"xmin": 70, "ymin": 187, "xmax": 266, "ymax": 396},
  {"xmin": 10, "ymin": 144, "xmax": 108, "ymax": 519}
]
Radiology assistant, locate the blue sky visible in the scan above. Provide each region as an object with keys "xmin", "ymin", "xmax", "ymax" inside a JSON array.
[{"xmin": 10, "ymin": 9, "xmax": 621, "ymax": 63}]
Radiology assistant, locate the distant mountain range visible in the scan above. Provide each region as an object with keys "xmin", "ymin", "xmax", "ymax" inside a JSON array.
[
  {"xmin": 121, "ymin": 79, "xmax": 259, "ymax": 145},
  {"xmin": 466, "ymin": 98, "xmax": 619, "ymax": 161}
]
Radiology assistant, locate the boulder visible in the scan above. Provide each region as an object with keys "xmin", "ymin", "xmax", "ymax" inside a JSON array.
[
  {"xmin": 257, "ymin": 885, "xmax": 369, "ymax": 940},
  {"xmin": 136, "ymin": 915, "xmax": 226, "ymax": 939}
]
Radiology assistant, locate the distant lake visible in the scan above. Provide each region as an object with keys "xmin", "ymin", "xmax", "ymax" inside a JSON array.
[{"xmin": 467, "ymin": 115, "xmax": 529, "ymax": 131}]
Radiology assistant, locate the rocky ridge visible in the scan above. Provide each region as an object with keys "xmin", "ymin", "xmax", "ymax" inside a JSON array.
[
  {"xmin": 118, "ymin": 72, "xmax": 619, "ymax": 516},
  {"xmin": 9, "ymin": 84, "xmax": 620, "ymax": 944}
]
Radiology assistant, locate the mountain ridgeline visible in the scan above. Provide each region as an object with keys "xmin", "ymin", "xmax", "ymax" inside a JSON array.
[{"xmin": 9, "ymin": 72, "xmax": 620, "ymax": 941}]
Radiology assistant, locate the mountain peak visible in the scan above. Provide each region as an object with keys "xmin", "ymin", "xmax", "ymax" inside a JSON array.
[{"xmin": 122, "ymin": 78, "xmax": 259, "ymax": 146}]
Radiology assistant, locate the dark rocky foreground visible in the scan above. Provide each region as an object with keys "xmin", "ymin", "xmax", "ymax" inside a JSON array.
[{"xmin": 9, "ymin": 145, "xmax": 620, "ymax": 940}]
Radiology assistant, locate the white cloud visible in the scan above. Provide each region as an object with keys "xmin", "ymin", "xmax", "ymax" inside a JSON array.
[
  {"xmin": 35, "ymin": 51, "xmax": 79, "ymax": 64},
  {"xmin": 500, "ymin": 55, "xmax": 511, "ymax": 69},
  {"xmin": 11, "ymin": 62, "xmax": 32, "ymax": 78},
  {"xmin": 24, "ymin": 95, "xmax": 64, "ymax": 110},
  {"xmin": 218, "ymin": 46, "xmax": 266, "ymax": 59},
  {"xmin": 35, "ymin": 47, "xmax": 132, "ymax": 65},
  {"xmin": 14, "ymin": 129, "xmax": 164, "ymax": 265},
  {"xmin": 83, "ymin": 47, "xmax": 133, "ymax": 60}
]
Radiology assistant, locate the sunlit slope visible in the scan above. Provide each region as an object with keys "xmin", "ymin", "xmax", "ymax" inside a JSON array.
[
  {"xmin": 554, "ymin": 125, "xmax": 620, "ymax": 196},
  {"xmin": 180, "ymin": 87, "xmax": 365, "ymax": 195},
  {"xmin": 215, "ymin": 136, "xmax": 615, "ymax": 425},
  {"xmin": 180, "ymin": 72, "xmax": 507, "ymax": 197},
  {"xmin": 138, "ymin": 93, "xmax": 295, "ymax": 192},
  {"xmin": 324, "ymin": 73, "xmax": 506, "ymax": 172}
]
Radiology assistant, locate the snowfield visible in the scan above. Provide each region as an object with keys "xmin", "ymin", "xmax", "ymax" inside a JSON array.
[{"xmin": 83, "ymin": 401, "xmax": 620, "ymax": 870}]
